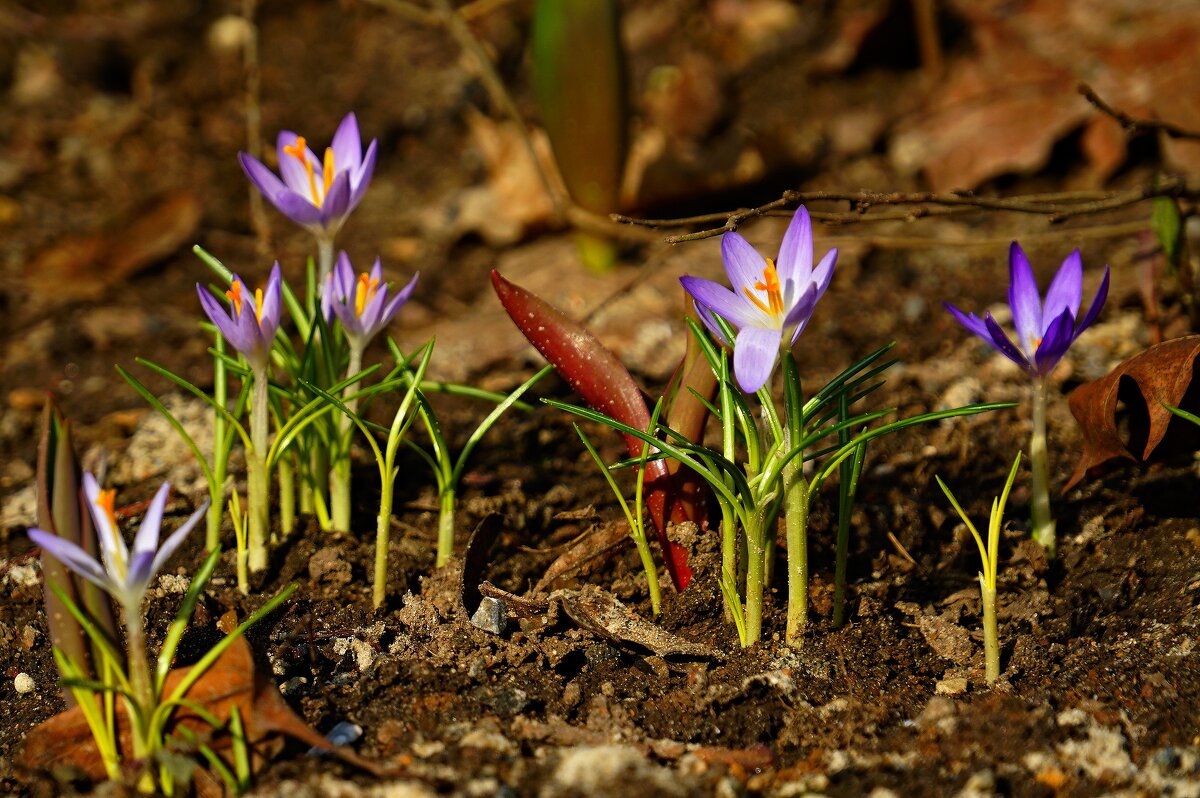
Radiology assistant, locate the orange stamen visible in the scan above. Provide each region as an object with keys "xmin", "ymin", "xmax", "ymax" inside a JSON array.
[
  {"xmin": 283, "ymin": 136, "xmax": 323, "ymax": 206},
  {"xmin": 97, "ymin": 489, "xmax": 118, "ymax": 530},
  {"xmin": 742, "ymin": 259, "xmax": 784, "ymax": 317},
  {"xmin": 226, "ymin": 280, "xmax": 245, "ymax": 316},
  {"xmin": 254, "ymin": 288, "xmax": 264, "ymax": 323},
  {"xmin": 355, "ymin": 273, "xmax": 380, "ymax": 317}
]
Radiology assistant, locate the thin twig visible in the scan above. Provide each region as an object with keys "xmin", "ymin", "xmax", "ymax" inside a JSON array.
[
  {"xmin": 1079, "ymin": 83, "xmax": 1200, "ymax": 141},
  {"xmin": 611, "ymin": 179, "xmax": 1193, "ymax": 244},
  {"xmin": 822, "ymin": 219, "xmax": 1149, "ymax": 249}
]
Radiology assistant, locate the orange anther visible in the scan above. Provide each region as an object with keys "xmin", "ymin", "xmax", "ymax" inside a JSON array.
[
  {"xmin": 322, "ymin": 147, "xmax": 335, "ymax": 196},
  {"xmin": 226, "ymin": 280, "xmax": 245, "ymax": 316},
  {"xmin": 283, "ymin": 136, "xmax": 323, "ymax": 206},
  {"xmin": 743, "ymin": 259, "xmax": 784, "ymax": 317},
  {"xmin": 254, "ymin": 288, "xmax": 265, "ymax": 324}
]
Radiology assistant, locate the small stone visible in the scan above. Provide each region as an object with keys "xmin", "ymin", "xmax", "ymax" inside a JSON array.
[
  {"xmin": 935, "ymin": 677, "xmax": 969, "ymax": 695},
  {"xmin": 217, "ymin": 609, "xmax": 238, "ymax": 635},
  {"xmin": 280, "ymin": 677, "xmax": 310, "ymax": 696},
  {"xmin": 470, "ymin": 596, "xmax": 507, "ymax": 635},
  {"xmin": 14, "ymin": 672, "xmax": 35, "ymax": 693},
  {"xmin": 308, "ymin": 546, "xmax": 352, "ymax": 585}
]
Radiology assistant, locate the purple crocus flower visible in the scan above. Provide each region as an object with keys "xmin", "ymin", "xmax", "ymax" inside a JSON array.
[
  {"xmin": 196, "ymin": 263, "xmax": 283, "ymax": 370},
  {"xmin": 28, "ymin": 474, "xmax": 207, "ymax": 612},
  {"xmin": 680, "ymin": 206, "xmax": 837, "ymax": 393},
  {"xmin": 322, "ymin": 252, "xmax": 418, "ymax": 349},
  {"xmin": 945, "ymin": 242, "xmax": 1109, "ymax": 377},
  {"xmin": 239, "ymin": 113, "xmax": 377, "ymax": 239}
]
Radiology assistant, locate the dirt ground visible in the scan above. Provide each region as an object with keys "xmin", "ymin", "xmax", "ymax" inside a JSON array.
[{"xmin": 2, "ymin": 1, "xmax": 1199, "ymax": 796}]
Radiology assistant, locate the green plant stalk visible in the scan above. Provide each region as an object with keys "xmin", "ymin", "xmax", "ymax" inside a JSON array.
[
  {"xmin": 277, "ymin": 454, "xmax": 295, "ymax": 536},
  {"xmin": 331, "ymin": 341, "xmax": 365, "ymax": 532},
  {"xmin": 743, "ymin": 512, "xmax": 767, "ymax": 645},
  {"xmin": 435, "ymin": 488, "xmax": 456, "ymax": 568},
  {"xmin": 783, "ymin": 456, "xmax": 809, "ymax": 644},
  {"xmin": 229, "ymin": 491, "xmax": 249, "ymax": 595},
  {"xmin": 981, "ymin": 578, "xmax": 999, "ymax": 684},
  {"xmin": 374, "ymin": 473, "xmax": 394, "ymax": 609},
  {"xmin": 833, "ymin": 440, "xmax": 865, "ymax": 628},
  {"xmin": 247, "ymin": 369, "xmax": 270, "ymax": 572},
  {"xmin": 1029, "ymin": 379, "xmax": 1055, "ymax": 556},
  {"xmin": 121, "ymin": 607, "xmax": 156, "ymax": 786},
  {"xmin": 207, "ymin": 335, "xmax": 229, "ymax": 551}
]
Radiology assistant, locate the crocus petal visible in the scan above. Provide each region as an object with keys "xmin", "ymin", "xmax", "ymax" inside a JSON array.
[
  {"xmin": 272, "ymin": 189, "xmax": 325, "ymax": 226},
  {"xmin": 276, "ymin": 131, "xmax": 321, "ymax": 198},
  {"xmin": 1074, "ymin": 265, "xmax": 1110, "ymax": 337},
  {"xmin": 1042, "ymin": 250, "xmax": 1083, "ymax": 335},
  {"xmin": 983, "ymin": 313, "xmax": 1033, "ymax": 372},
  {"xmin": 350, "ymin": 139, "xmax": 378, "ymax": 206},
  {"xmin": 693, "ymin": 302, "xmax": 729, "ymax": 344},
  {"xmin": 330, "ymin": 112, "xmax": 363, "ymax": 173},
  {"xmin": 1033, "ymin": 309, "xmax": 1076, "ymax": 375},
  {"xmin": 83, "ymin": 473, "xmax": 128, "ymax": 570},
  {"xmin": 258, "ymin": 263, "xmax": 284, "ymax": 338},
  {"xmin": 810, "ymin": 248, "xmax": 838, "ymax": 301},
  {"xmin": 776, "ymin": 206, "xmax": 814, "ymax": 291},
  {"xmin": 783, "ymin": 283, "xmax": 818, "ymax": 332},
  {"xmin": 733, "ymin": 326, "xmax": 782, "ymax": 393},
  {"xmin": 944, "ymin": 302, "xmax": 992, "ymax": 341},
  {"xmin": 28, "ymin": 528, "xmax": 114, "ymax": 593},
  {"xmin": 721, "ymin": 232, "xmax": 770, "ymax": 293},
  {"xmin": 131, "ymin": 481, "xmax": 170, "ymax": 563},
  {"xmin": 680, "ymin": 276, "xmax": 761, "ymax": 329},
  {"xmin": 1008, "ymin": 242, "xmax": 1043, "ymax": 356},
  {"xmin": 318, "ymin": 170, "xmax": 352, "ymax": 229},
  {"xmin": 374, "ymin": 273, "xmax": 419, "ymax": 334},
  {"xmin": 148, "ymin": 501, "xmax": 208, "ymax": 581},
  {"xmin": 125, "ymin": 549, "xmax": 157, "ymax": 596},
  {"xmin": 239, "ymin": 153, "xmax": 288, "ymax": 200}
]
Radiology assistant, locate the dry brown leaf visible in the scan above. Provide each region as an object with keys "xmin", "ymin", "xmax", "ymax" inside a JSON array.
[
  {"xmin": 892, "ymin": 0, "xmax": 1200, "ymax": 190},
  {"xmin": 1065, "ymin": 336, "xmax": 1200, "ymax": 490}
]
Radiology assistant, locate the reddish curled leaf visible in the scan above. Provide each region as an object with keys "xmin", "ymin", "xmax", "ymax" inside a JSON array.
[
  {"xmin": 20, "ymin": 637, "xmax": 388, "ymax": 787},
  {"xmin": 1066, "ymin": 336, "xmax": 1200, "ymax": 489},
  {"xmin": 491, "ymin": 269, "xmax": 694, "ymax": 591}
]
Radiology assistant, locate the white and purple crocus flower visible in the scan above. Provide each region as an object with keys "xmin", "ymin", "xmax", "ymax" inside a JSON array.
[
  {"xmin": 681, "ymin": 206, "xmax": 837, "ymax": 393},
  {"xmin": 239, "ymin": 112, "xmax": 377, "ymax": 242},
  {"xmin": 322, "ymin": 252, "xmax": 419, "ymax": 351},
  {"xmin": 945, "ymin": 242, "xmax": 1110, "ymax": 377},
  {"xmin": 28, "ymin": 474, "xmax": 207, "ymax": 613},
  {"xmin": 196, "ymin": 263, "xmax": 283, "ymax": 370}
]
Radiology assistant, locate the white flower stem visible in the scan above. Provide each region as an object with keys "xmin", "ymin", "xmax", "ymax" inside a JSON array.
[
  {"xmin": 317, "ymin": 236, "xmax": 335, "ymax": 287},
  {"xmin": 122, "ymin": 605, "xmax": 156, "ymax": 790},
  {"xmin": 1029, "ymin": 378, "xmax": 1056, "ymax": 556}
]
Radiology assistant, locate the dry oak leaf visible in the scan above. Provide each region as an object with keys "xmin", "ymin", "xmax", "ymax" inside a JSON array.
[{"xmin": 1066, "ymin": 336, "xmax": 1200, "ymax": 490}]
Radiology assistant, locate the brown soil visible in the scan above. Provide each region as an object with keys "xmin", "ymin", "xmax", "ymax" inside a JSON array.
[{"xmin": 2, "ymin": 1, "xmax": 1199, "ymax": 796}]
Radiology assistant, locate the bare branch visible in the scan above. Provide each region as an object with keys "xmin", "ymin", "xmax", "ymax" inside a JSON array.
[
  {"xmin": 612, "ymin": 178, "xmax": 1194, "ymax": 244},
  {"xmin": 1079, "ymin": 83, "xmax": 1200, "ymax": 141}
]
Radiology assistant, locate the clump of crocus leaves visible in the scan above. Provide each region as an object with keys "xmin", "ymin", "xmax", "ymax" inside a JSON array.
[
  {"xmin": 946, "ymin": 243, "xmax": 1109, "ymax": 556},
  {"xmin": 29, "ymin": 402, "xmax": 293, "ymax": 794},
  {"xmin": 506, "ymin": 207, "xmax": 1012, "ymax": 646}
]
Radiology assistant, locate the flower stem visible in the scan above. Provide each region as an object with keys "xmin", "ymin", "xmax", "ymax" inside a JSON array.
[
  {"xmin": 317, "ymin": 236, "xmax": 335, "ymax": 287},
  {"xmin": 247, "ymin": 368, "xmax": 270, "ymax": 572},
  {"xmin": 435, "ymin": 488, "xmax": 456, "ymax": 567},
  {"xmin": 277, "ymin": 454, "xmax": 295, "ymax": 536},
  {"xmin": 1029, "ymin": 379, "xmax": 1056, "ymax": 556},
  {"xmin": 373, "ymin": 470, "xmax": 394, "ymax": 609},
  {"xmin": 783, "ymin": 458, "xmax": 810, "ymax": 644},
  {"xmin": 743, "ymin": 513, "xmax": 766, "ymax": 646},
  {"xmin": 331, "ymin": 342, "xmax": 363, "ymax": 532},
  {"xmin": 122, "ymin": 606, "xmax": 156, "ymax": 788},
  {"xmin": 981, "ymin": 579, "xmax": 999, "ymax": 684},
  {"xmin": 720, "ymin": 504, "xmax": 738, "ymax": 620}
]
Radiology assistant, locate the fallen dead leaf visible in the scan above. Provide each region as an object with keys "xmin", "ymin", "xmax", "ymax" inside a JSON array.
[{"xmin": 1066, "ymin": 336, "xmax": 1200, "ymax": 489}]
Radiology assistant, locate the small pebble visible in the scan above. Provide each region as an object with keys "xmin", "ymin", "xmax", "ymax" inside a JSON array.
[
  {"xmin": 14, "ymin": 672, "xmax": 35, "ymax": 693},
  {"xmin": 470, "ymin": 596, "xmax": 507, "ymax": 635}
]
